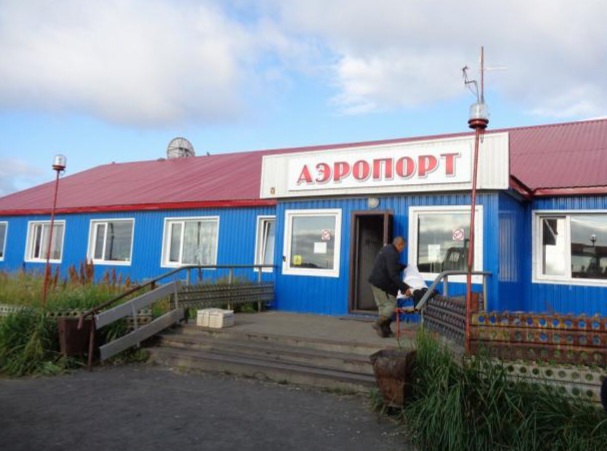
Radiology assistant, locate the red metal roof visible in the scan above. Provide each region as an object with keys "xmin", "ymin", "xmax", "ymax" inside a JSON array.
[
  {"xmin": 507, "ymin": 119, "xmax": 607, "ymax": 194},
  {"xmin": 1, "ymin": 118, "xmax": 606, "ymax": 215}
]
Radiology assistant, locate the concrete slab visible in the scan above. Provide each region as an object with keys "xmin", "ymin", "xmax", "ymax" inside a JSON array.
[{"xmin": 191, "ymin": 311, "xmax": 420, "ymax": 350}]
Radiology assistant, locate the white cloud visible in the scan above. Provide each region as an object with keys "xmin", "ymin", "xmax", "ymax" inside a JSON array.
[
  {"xmin": 0, "ymin": 0, "xmax": 605, "ymax": 127},
  {"xmin": 0, "ymin": 0, "xmax": 280, "ymax": 126},
  {"xmin": 0, "ymin": 158, "xmax": 45, "ymax": 196},
  {"xmin": 264, "ymin": 0, "xmax": 607, "ymax": 118}
]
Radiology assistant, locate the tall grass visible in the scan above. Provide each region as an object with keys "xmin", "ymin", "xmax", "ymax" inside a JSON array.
[
  {"xmin": 401, "ymin": 330, "xmax": 607, "ymax": 451},
  {"xmin": 0, "ymin": 308, "xmax": 69, "ymax": 376},
  {"xmin": 0, "ymin": 262, "xmax": 130, "ymax": 309},
  {"xmin": 0, "ymin": 265, "xmax": 140, "ymax": 377}
]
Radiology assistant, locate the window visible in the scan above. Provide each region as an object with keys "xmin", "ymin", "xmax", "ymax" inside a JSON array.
[
  {"xmin": 535, "ymin": 212, "xmax": 607, "ymax": 284},
  {"xmin": 409, "ymin": 206, "xmax": 483, "ymax": 282},
  {"xmin": 0, "ymin": 222, "xmax": 7, "ymax": 260},
  {"xmin": 25, "ymin": 221, "xmax": 65, "ymax": 262},
  {"xmin": 88, "ymin": 219, "xmax": 134, "ymax": 264},
  {"xmin": 162, "ymin": 217, "xmax": 219, "ymax": 267},
  {"xmin": 255, "ymin": 216, "xmax": 276, "ymax": 271},
  {"xmin": 283, "ymin": 209, "xmax": 341, "ymax": 277}
]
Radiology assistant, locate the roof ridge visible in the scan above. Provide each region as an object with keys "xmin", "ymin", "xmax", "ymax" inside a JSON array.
[{"xmin": 490, "ymin": 117, "xmax": 607, "ymax": 134}]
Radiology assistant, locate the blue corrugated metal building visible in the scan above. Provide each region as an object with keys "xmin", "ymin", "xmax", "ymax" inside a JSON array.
[{"xmin": 1, "ymin": 120, "xmax": 607, "ymax": 316}]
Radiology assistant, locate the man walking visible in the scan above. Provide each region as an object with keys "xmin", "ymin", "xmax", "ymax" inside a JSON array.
[{"xmin": 368, "ymin": 236, "xmax": 411, "ymax": 337}]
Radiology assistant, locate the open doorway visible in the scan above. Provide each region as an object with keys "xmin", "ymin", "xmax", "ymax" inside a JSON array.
[{"xmin": 349, "ymin": 211, "xmax": 393, "ymax": 313}]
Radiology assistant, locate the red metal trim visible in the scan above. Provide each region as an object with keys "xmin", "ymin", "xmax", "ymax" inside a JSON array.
[
  {"xmin": 508, "ymin": 176, "xmax": 533, "ymax": 200},
  {"xmin": 0, "ymin": 199, "xmax": 277, "ymax": 216},
  {"xmin": 533, "ymin": 186, "xmax": 607, "ymax": 197}
]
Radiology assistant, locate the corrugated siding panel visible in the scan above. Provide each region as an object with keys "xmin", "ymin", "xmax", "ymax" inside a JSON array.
[
  {"xmin": 0, "ymin": 207, "xmax": 276, "ymax": 284},
  {"xmin": 274, "ymin": 193, "xmax": 501, "ymax": 315},
  {"xmin": 477, "ymin": 133, "xmax": 510, "ymax": 190},
  {"xmin": 525, "ymin": 195, "xmax": 607, "ymax": 315},
  {"xmin": 0, "ymin": 215, "xmax": 30, "ymax": 269},
  {"xmin": 495, "ymin": 193, "xmax": 528, "ymax": 311}
]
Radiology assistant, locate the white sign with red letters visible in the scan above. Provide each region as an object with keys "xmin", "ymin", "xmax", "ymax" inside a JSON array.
[
  {"xmin": 260, "ymin": 133, "xmax": 509, "ymax": 198},
  {"xmin": 288, "ymin": 142, "xmax": 471, "ymax": 191}
]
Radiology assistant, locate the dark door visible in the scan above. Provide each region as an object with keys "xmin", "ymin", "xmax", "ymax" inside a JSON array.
[{"xmin": 349, "ymin": 211, "xmax": 393, "ymax": 312}]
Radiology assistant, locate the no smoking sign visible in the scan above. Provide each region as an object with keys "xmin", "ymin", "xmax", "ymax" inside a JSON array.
[{"xmin": 452, "ymin": 228, "xmax": 465, "ymax": 241}]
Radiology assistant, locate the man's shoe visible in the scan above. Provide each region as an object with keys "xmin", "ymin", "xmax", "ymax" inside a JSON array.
[
  {"xmin": 372, "ymin": 319, "xmax": 387, "ymax": 337},
  {"xmin": 382, "ymin": 323, "xmax": 395, "ymax": 337}
]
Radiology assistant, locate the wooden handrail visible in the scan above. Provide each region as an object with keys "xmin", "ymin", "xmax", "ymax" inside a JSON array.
[
  {"xmin": 77, "ymin": 264, "xmax": 275, "ymax": 370},
  {"xmin": 78, "ymin": 264, "xmax": 276, "ymax": 327}
]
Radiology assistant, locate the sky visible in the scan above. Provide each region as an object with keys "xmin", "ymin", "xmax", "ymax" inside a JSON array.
[{"xmin": 0, "ymin": 0, "xmax": 606, "ymax": 196}]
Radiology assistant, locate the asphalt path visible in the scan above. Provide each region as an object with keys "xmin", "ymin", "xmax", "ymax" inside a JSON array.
[{"xmin": 0, "ymin": 364, "xmax": 412, "ymax": 451}]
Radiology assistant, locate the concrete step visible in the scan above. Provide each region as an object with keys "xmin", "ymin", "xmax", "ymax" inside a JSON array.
[
  {"xmin": 148, "ymin": 346, "xmax": 376, "ymax": 393},
  {"xmin": 171, "ymin": 323, "xmax": 389, "ymax": 356},
  {"xmin": 149, "ymin": 323, "xmax": 383, "ymax": 393},
  {"xmin": 156, "ymin": 332, "xmax": 375, "ymax": 376}
]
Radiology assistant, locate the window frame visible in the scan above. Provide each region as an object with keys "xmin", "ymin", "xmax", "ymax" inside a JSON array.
[
  {"xmin": 0, "ymin": 221, "xmax": 7, "ymax": 261},
  {"xmin": 87, "ymin": 218, "xmax": 135, "ymax": 266},
  {"xmin": 161, "ymin": 216, "xmax": 220, "ymax": 268},
  {"xmin": 282, "ymin": 209, "xmax": 342, "ymax": 278},
  {"xmin": 533, "ymin": 210, "xmax": 607, "ymax": 286},
  {"xmin": 408, "ymin": 205, "xmax": 484, "ymax": 284},
  {"xmin": 24, "ymin": 220, "xmax": 66, "ymax": 263},
  {"xmin": 254, "ymin": 216, "xmax": 276, "ymax": 272}
]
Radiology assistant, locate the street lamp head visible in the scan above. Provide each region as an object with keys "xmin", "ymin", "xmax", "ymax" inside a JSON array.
[
  {"xmin": 52, "ymin": 154, "xmax": 67, "ymax": 172},
  {"xmin": 468, "ymin": 102, "xmax": 489, "ymax": 130}
]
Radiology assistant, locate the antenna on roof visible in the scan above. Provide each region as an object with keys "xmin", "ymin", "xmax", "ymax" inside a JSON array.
[
  {"xmin": 462, "ymin": 47, "xmax": 489, "ymax": 130},
  {"xmin": 166, "ymin": 137, "xmax": 196, "ymax": 159}
]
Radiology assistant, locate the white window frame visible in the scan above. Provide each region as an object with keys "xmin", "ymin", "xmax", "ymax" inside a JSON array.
[
  {"xmin": 282, "ymin": 209, "xmax": 342, "ymax": 278},
  {"xmin": 161, "ymin": 216, "xmax": 220, "ymax": 268},
  {"xmin": 254, "ymin": 216, "xmax": 276, "ymax": 272},
  {"xmin": 408, "ymin": 205, "xmax": 484, "ymax": 284},
  {"xmin": 533, "ymin": 210, "xmax": 607, "ymax": 287},
  {"xmin": 0, "ymin": 221, "xmax": 7, "ymax": 261},
  {"xmin": 24, "ymin": 220, "xmax": 66, "ymax": 263},
  {"xmin": 87, "ymin": 219, "xmax": 135, "ymax": 266}
]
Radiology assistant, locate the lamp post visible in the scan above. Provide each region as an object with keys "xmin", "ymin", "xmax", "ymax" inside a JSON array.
[
  {"xmin": 463, "ymin": 48, "xmax": 489, "ymax": 354},
  {"xmin": 42, "ymin": 154, "xmax": 67, "ymax": 306}
]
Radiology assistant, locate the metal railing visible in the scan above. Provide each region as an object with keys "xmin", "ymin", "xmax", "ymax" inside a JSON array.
[
  {"xmin": 78, "ymin": 264, "xmax": 275, "ymax": 369},
  {"xmin": 415, "ymin": 269, "xmax": 493, "ymax": 312}
]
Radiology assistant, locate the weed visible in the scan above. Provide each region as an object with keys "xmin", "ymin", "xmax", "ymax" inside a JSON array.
[{"xmin": 398, "ymin": 329, "xmax": 607, "ymax": 451}]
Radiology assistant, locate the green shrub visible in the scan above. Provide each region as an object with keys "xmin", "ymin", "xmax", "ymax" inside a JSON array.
[
  {"xmin": 401, "ymin": 330, "xmax": 607, "ymax": 451},
  {"xmin": 0, "ymin": 269, "xmax": 147, "ymax": 377},
  {"xmin": 0, "ymin": 309, "xmax": 72, "ymax": 376}
]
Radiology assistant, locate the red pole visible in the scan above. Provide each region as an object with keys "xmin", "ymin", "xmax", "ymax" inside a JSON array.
[
  {"xmin": 42, "ymin": 169, "xmax": 61, "ymax": 306},
  {"xmin": 465, "ymin": 127, "xmax": 482, "ymax": 353},
  {"xmin": 465, "ymin": 46, "xmax": 488, "ymax": 354}
]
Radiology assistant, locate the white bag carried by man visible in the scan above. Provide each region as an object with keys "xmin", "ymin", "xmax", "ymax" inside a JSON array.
[{"xmin": 397, "ymin": 264, "xmax": 438, "ymax": 308}]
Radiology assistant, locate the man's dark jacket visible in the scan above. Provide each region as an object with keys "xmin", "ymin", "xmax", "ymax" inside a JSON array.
[{"xmin": 368, "ymin": 244, "xmax": 409, "ymax": 296}]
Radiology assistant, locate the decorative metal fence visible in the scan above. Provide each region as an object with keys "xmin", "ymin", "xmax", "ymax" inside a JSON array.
[
  {"xmin": 470, "ymin": 311, "xmax": 607, "ymax": 366},
  {"xmin": 422, "ymin": 300, "xmax": 607, "ymax": 404}
]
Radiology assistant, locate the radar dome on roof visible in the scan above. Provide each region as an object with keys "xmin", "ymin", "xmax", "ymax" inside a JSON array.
[{"xmin": 167, "ymin": 137, "xmax": 195, "ymax": 159}]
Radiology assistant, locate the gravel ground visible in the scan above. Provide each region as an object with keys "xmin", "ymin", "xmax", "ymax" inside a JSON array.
[{"xmin": 0, "ymin": 363, "xmax": 413, "ymax": 451}]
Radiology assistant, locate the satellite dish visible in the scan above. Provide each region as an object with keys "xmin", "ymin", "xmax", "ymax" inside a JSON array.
[{"xmin": 166, "ymin": 137, "xmax": 195, "ymax": 159}]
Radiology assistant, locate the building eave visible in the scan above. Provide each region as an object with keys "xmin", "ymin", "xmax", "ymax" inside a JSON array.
[{"xmin": 0, "ymin": 199, "xmax": 277, "ymax": 217}]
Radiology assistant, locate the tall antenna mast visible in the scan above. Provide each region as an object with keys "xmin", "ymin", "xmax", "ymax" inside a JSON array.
[
  {"xmin": 480, "ymin": 46, "xmax": 485, "ymax": 103},
  {"xmin": 463, "ymin": 46, "xmax": 489, "ymax": 354}
]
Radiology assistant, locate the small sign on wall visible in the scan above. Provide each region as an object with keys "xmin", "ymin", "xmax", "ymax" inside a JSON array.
[
  {"xmin": 452, "ymin": 228, "xmax": 465, "ymax": 241},
  {"xmin": 428, "ymin": 244, "xmax": 441, "ymax": 263},
  {"xmin": 314, "ymin": 242, "xmax": 328, "ymax": 254}
]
